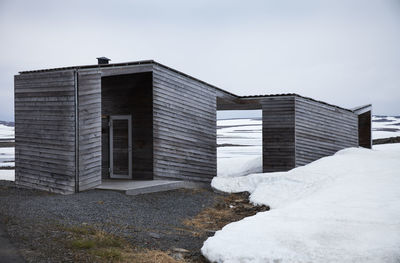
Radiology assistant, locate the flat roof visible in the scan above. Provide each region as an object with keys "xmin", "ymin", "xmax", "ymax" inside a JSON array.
[
  {"xmin": 19, "ymin": 60, "xmax": 239, "ymax": 99},
  {"xmin": 18, "ymin": 60, "xmax": 360, "ymax": 113}
]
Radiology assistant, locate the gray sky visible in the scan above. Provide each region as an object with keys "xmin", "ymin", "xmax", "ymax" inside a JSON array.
[{"xmin": 1, "ymin": 0, "xmax": 399, "ymax": 121}]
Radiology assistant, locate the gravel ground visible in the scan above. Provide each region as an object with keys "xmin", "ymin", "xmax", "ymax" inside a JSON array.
[{"xmin": 0, "ymin": 180, "xmax": 220, "ymax": 262}]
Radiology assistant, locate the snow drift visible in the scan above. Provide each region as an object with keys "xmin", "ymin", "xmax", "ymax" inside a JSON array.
[{"xmin": 203, "ymin": 144, "xmax": 400, "ymax": 262}]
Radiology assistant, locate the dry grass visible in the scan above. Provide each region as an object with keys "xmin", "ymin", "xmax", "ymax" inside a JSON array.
[
  {"xmin": 63, "ymin": 224, "xmax": 184, "ymax": 263},
  {"xmin": 183, "ymin": 192, "xmax": 269, "ymax": 236},
  {"xmin": 124, "ymin": 249, "xmax": 184, "ymax": 263}
]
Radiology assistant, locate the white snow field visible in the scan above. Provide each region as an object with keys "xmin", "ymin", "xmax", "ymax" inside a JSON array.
[
  {"xmin": 203, "ymin": 143, "xmax": 400, "ymax": 263},
  {"xmin": 0, "ymin": 124, "xmax": 15, "ymax": 181},
  {"xmin": 372, "ymin": 116, "xmax": 400, "ymax": 139},
  {"xmin": 217, "ymin": 118, "xmax": 262, "ymax": 177},
  {"xmin": 0, "ymin": 169, "xmax": 15, "ymax": 181},
  {"xmin": 0, "ymin": 124, "xmax": 14, "ymax": 140},
  {"xmin": 0, "ymin": 147, "xmax": 14, "ymax": 167}
]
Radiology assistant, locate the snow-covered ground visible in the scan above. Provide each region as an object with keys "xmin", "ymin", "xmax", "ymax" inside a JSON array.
[
  {"xmin": 372, "ymin": 115, "xmax": 400, "ymax": 139},
  {"xmin": 0, "ymin": 123, "xmax": 14, "ymax": 140},
  {"xmin": 217, "ymin": 118, "xmax": 262, "ymax": 177},
  {"xmin": 203, "ymin": 143, "xmax": 400, "ymax": 262},
  {"xmin": 0, "ymin": 147, "xmax": 14, "ymax": 167},
  {"xmin": 0, "ymin": 169, "xmax": 15, "ymax": 181},
  {"xmin": 0, "ymin": 123, "xmax": 15, "ymax": 181}
]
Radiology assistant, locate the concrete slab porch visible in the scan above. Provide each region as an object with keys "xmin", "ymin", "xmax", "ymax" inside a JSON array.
[{"xmin": 95, "ymin": 180, "xmax": 209, "ymax": 195}]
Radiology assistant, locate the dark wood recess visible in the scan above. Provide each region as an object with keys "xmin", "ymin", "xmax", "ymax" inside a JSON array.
[
  {"xmin": 14, "ymin": 70, "xmax": 76, "ymax": 194},
  {"xmin": 358, "ymin": 111, "xmax": 372, "ymax": 149},
  {"xmin": 101, "ymin": 72, "xmax": 153, "ymax": 180},
  {"xmin": 152, "ymin": 65, "xmax": 217, "ymax": 182}
]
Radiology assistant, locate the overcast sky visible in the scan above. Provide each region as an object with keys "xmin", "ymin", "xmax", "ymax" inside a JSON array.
[{"xmin": 0, "ymin": 0, "xmax": 399, "ymax": 121}]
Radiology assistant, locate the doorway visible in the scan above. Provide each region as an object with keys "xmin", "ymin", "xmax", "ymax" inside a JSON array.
[
  {"xmin": 109, "ymin": 115, "xmax": 132, "ymax": 179},
  {"xmin": 101, "ymin": 72, "xmax": 153, "ymax": 180}
]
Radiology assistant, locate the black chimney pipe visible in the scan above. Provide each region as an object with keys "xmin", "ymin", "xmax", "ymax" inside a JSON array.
[{"xmin": 96, "ymin": 57, "xmax": 111, "ymax": 65}]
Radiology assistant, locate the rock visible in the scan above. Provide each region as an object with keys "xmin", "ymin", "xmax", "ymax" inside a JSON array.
[
  {"xmin": 148, "ymin": 232, "xmax": 161, "ymax": 239},
  {"xmin": 172, "ymin": 252, "xmax": 184, "ymax": 261},
  {"xmin": 172, "ymin": 247, "xmax": 190, "ymax": 253},
  {"xmin": 241, "ymin": 203, "xmax": 254, "ymax": 209}
]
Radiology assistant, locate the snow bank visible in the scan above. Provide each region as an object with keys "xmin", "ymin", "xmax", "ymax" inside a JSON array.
[
  {"xmin": 217, "ymin": 156, "xmax": 262, "ymax": 178},
  {"xmin": 0, "ymin": 124, "xmax": 14, "ymax": 139},
  {"xmin": 217, "ymin": 118, "xmax": 262, "ymax": 178},
  {"xmin": 204, "ymin": 144, "xmax": 400, "ymax": 262},
  {"xmin": 0, "ymin": 169, "xmax": 14, "ymax": 181},
  {"xmin": 0, "ymin": 146, "xmax": 14, "ymax": 169}
]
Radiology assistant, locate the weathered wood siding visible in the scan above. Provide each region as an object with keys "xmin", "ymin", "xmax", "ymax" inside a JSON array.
[
  {"xmin": 78, "ymin": 71, "xmax": 102, "ymax": 191},
  {"xmin": 152, "ymin": 65, "xmax": 217, "ymax": 182},
  {"xmin": 294, "ymin": 96, "xmax": 359, "ymax": 166},
  {"xmin": 14, "ymin": 70, "xmax": 76, "ymax": 194},
  {"xmin": 261, "ymin": 97, "xmax": 296, "ymax": 172},
  {"xmin": 101, "ymin": 72, "xmax": 153, "ymax": 179}
]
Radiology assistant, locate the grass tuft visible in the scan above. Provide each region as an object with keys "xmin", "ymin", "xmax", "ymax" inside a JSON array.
[
  {"xmin": 63, "ymin": 224, "xmax": 182, "ymax": 262},
  {"xmin": 126, "ymin": 249, "xmax": 183, "ymax": 263},
  {"xmin": 92, "ymin": 248, "xmax": 123, "ymax": 261},
  {"xmin": 63, "ymin": 225, "xmax": 96, "ymax": 236},
  {"xmin": 183, "ymin": 192, "xmax": 269, "ymax": 236},
  {"xmin": 71, "ymin": 239, "xmax": 96, "ymax": 249}
]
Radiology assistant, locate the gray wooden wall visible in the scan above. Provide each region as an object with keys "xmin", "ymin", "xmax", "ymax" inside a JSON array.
[
  {"xmin": 152, "ymin": 65, "xmax": 217, "ymax": 182},
  {"xmin": 78, "ymin": 71, "xmax": 102, "ymax": 191},
  {"xmin": 261, "ymin": 97, "xmax": 296, "ymax": 172},
  {"xmin": 15, "ymin": 61, "xmax": 362, "ymax": 193},
  {"xmin": 14, "ymin": 70, "xmax": 76, "ymax": 194},
  {"xmin": 295, "ymin": 96, "xmax": 358, "ymax": 166},
  {"xmin": 262, "ymin": 96, "xmax": 359, "ymax": 172}
]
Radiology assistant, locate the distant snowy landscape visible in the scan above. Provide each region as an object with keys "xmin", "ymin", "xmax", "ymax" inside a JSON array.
[
  {"xmin": 372, "ymin": 115, "xmax": 400, "ymax": 139},
  {"xmin": 0, "ymin": 123, "xmax": 14, "ymax": 181}
]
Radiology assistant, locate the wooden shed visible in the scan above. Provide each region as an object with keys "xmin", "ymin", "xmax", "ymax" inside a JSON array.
[{"xmin": 14, "ymin": 60, "xmax": 372, "ymax": 194}]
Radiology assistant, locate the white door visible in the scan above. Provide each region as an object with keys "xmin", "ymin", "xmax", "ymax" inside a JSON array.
[{"xmin": 109, "ymin": 115, "xmax": 132, "ymax": 179}]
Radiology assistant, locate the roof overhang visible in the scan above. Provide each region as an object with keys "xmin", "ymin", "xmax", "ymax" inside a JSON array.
[{"xmin": 351, "ymin": 104, "xmax": 372, "ymax": 115}]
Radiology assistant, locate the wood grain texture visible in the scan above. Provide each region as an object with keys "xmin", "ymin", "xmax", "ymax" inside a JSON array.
[
  {"xmin": 261, "ymin": 96, "xmax": 359, "ymax": 172},
  {"xmin": 14, "ymin": 70, "xmax": 76, "ymax": 194},
  {"xmin": 78, "ymin": 72, "xmax": 102, "ymax": 191},
  {"xmin": 294, "ymin": 96, "xmax": 359, "ymax": 166},
  {"xmin": 261, "ymin": 97, "xmax": 296, "ymax": 172},
  {"xmin": 152, "ymin": 65, "xmax": 217, "ymax": 182},
  {"xmin": 15, "ymin": 61, "xmax": 363, "ymax": 192}
]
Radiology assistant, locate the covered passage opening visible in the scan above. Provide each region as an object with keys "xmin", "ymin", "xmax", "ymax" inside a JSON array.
[{"xmin": 216, "ymin": 92, "xmax": 263, "ymax": 177}]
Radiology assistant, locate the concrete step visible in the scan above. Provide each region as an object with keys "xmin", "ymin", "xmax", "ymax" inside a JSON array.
[{"xmin": 96, "ymin": 179, "xmax": 208, "ymax": 195}]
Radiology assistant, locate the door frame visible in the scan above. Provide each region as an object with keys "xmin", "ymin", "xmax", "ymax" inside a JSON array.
[{"xmin": 109, "ymin": 115, "xmax": 132, "ymax": 179}]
